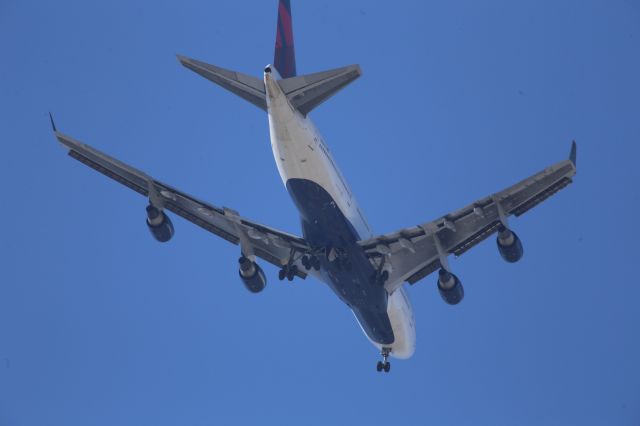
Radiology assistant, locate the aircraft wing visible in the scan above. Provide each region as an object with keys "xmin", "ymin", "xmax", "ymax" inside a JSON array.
[
  {"xmin": 53, "ymin": 128, "xmax": 312, "ymax": 278},
  {"xmin": 358, "ymin": 143, "xmax": 577, "ymax": 293}
]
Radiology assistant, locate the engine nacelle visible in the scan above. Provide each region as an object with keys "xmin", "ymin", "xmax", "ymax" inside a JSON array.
[
  {"xmin": 496, "ymin": 227, "xmax": 523, "ymax": 263},
  {"xmin": 238, "ymin": 257, "xmax": 267, "ymax": 293},
  {"xmin": 146, "ymin": 204, "xmax": 174, "ymax": 242},
  {"xmin": 437, "ymin": 269, "xmax": 464, "ymax": 305}
]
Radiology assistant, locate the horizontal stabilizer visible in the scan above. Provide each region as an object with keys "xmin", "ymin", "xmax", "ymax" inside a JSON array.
[
  {"xmin": 279, "ymin": 65, "xmax": 362, "ymax": 116},
  {"xmin": 178, "ymin": 55, "xmax": 360, "ymax": 116},
  {"xmin": 177, "ymin": 55, "xmax": 267, "ymax": 110}
]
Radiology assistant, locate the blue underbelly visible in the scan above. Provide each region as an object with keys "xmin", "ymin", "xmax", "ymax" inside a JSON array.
[{"xmin": 286, "ymin": 178, "xmax": 394, "ymax": 345}]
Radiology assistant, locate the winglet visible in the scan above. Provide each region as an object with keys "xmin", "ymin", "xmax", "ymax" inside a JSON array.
[
  {"xmin": 569, "ymin": 140, "xmax": 577, "ymax": 167},
  {"xmin": 49, "ymin": 112, "xmax": 57, "ymax": 132}
]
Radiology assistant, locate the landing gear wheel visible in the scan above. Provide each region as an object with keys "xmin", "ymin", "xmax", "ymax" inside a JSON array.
[
  {"xmin": 312, "ymin": 256, "xmax": 321, "ymax": 271},
  {"xmin": 377, "ymin": 347, "xmax": 392, "ymax": 373},
  {"xmin": 286, "ymin": 265, "xmax": 298, "ymax": 281},
  {"xmin": 301, "ymin": 256, "xmax": 310, "ymax": 270},
  {"xmin": 278, "ymin": 269, "xmax": 286, "ymax": 281}
]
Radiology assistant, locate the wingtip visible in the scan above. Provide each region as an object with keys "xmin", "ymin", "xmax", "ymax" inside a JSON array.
[
  {"xmin": 176, "ymin": 54, "xmax": 190, "ymax": 65},
  {"xmin": 570, "ymin": 140, "xmax": 577, "ymax": 168},
  {"xmin": 49, "ymin": 112, "xmax": 57, "ymax": 132}
]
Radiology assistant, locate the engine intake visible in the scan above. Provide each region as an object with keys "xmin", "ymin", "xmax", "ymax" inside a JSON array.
[
  {"xmin": 496, "ymin": 227, "xmax": 523, "ymax": 263},
  {"xmin": 146, "ymin": 204, "xmax": 174, "ymax": 242},
  {"xmin": 437, "ymin": 269, "xmax": 464, "ymax": 305},
  {"xmin": 238, "ymin": 257, "xmax": 267, "ymax": 293}
]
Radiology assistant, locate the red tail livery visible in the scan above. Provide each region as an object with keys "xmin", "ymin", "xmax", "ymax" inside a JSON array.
[{"xmin": 274, "ymin": 0, "xmax": 296, "ymax": 77}]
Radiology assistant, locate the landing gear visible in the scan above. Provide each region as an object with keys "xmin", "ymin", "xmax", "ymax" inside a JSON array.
[
  {"xmin": 301, "ymin": 255, "xmax": 321, "ymax": 271},
  {"xmin": 287, "ymin": 266, "xmax": 297, "ymax": 281},
  {"xmin": 278, "ymin": 265, "xmax": 298, "ymax": 281},
  {"xmin": 325, "ymin": 246, "xmax": 352, "ymax": 271},
  {"xmin": 370, "ymin": 255, "xmax": 390, "ymax": 286},
  {"xmin": 301, "ymin": 246, "xmax": 353, "ymax": 273},
  {"xmin": 278, "ymin": 247, "xmax": 303, "ymax": 282},
  {"xmin": 376, "ymin": 347, "xmax": 391, "ymax": 373}
]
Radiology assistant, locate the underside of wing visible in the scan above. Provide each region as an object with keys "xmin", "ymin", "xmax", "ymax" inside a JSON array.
[
  {"xmin": 359, "ymin": 143, "xmax": 577, "ymax": 293},
  {"xmin": 54, "ymin": 128, "xmax": 313, "ymax": 279}
]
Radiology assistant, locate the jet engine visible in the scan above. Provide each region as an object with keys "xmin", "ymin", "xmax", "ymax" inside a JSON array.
[
  {"xmin": 437, "ymin": 269, "xmax": 464, "ymax": 305},
  {"xmin": 238, "ymin": 256, "xmax": 267, "ymax": 293},
  {"xmin": 146, "ymin": 204, "xmax": 174, "ymax": 242},
  {"xmin": 496, "ymin": 227, "xmax": 523, "ymax": 263}
]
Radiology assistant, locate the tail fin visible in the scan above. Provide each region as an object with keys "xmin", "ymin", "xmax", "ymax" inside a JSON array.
[
  {"xmin": 274, "ymin": 0, "xmax": 296, "ymax": 78},
  {"xmin": 177, "ymin": 0, "xmax": 361, "ymax": 115}
]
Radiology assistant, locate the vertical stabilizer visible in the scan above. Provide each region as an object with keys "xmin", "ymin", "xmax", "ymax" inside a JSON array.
[{"xmin": 274, "ymin": 0, "xmax": 296, "ymax": 78}]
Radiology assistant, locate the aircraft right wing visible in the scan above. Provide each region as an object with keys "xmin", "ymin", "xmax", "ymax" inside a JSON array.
[
  {"xmin": 53, "ymin": 123, "xmax": 313, "ymax": 278},
  {"xmin": 358, "ymin": 143, "xmax": 577, "ymax": 293}
]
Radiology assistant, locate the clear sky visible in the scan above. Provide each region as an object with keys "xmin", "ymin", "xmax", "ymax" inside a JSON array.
[{"xmin": 1, "ymin": 0, "xmax": 639, "ymax": 425}]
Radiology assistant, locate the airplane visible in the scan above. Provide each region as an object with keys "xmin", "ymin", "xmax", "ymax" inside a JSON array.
[{"xmin": 51, "ymin": 0, "xmax": 577, "ymax": 373}]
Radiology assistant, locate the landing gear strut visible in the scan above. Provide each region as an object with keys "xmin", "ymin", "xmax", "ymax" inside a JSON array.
[
  {"xmin": 376, "ymin": 347, "xmax": 391, "ymax": 373},
  {"xmin": 370, "ymin": 256, "xmax": 389, "ymax": 286}
]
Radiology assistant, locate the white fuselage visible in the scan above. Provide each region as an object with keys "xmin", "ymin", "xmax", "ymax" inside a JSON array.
[{"xmin": 264, "ymin": 68, "xmax": 416, "ymax": 359}]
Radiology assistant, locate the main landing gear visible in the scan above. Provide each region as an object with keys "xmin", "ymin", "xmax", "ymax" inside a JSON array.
[
  {"xmin": 326, "ymin": 247, "xmax": 352, "ymax": 272},
  {"xmin": 376, "ymin": 347, "xmax": 391, "ymax": 373},
  {"xmin": 278, "ymin": 251, "xmax": 321, "ymax": 282},
  {"xmin": 278, "ymin": 265, "xmax": 298, "ymax": 281},
  {"xmin": 301, "ymin": 255, "xmax": 321, "ymax": 271}
]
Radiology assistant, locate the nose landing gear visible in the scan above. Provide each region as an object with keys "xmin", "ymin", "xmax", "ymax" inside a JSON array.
[{"xmin": 376, "ymin": 347, "xmax": 391, "ymax": 373}]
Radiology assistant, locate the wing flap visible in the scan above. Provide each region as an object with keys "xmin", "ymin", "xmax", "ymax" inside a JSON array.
[
  {"xmin": 450, "ymin": 220, "xmax": 502, "ymax": 257},
  {"xmin": 499, "ymin": 161, "xmax": 575, "ymax": 216},
  {"xmin": 406, "ymin": 259, "xmax": 441, "ymax": 285},
  {"xmin": 512, "ymin": 176, "xmax": 573, "ymax": 217},
  {"xmin": 68, "ymin": 149, "xmax": 148, "ymax": 196}
]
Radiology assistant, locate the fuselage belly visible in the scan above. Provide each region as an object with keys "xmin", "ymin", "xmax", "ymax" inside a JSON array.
[{"xmin": 264, "ymin": 70, "xmax": 416, "ymax": 359}]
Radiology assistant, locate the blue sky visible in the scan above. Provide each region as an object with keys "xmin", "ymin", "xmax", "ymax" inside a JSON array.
[{"xmin": 1, "ymin": 0, "xmax": 639, "ymax": 424}]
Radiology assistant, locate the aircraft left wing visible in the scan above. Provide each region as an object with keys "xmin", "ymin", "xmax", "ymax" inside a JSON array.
[
  {"xmin": 53, "ymin": 127, "xmax": 312, "ymax": 278},
  {"xmin": 358, "ymin": 143, "xmax": 577, "ymax": 293}
]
